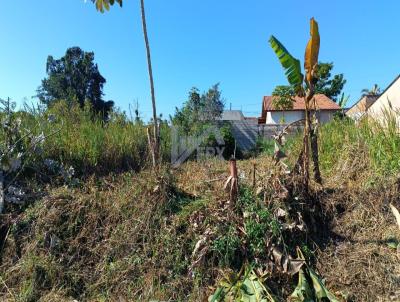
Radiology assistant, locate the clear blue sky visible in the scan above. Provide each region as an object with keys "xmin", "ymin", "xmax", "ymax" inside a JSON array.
[{"xmin": 1, "ymin": 0, "xmax": 400, "ymax": 119}]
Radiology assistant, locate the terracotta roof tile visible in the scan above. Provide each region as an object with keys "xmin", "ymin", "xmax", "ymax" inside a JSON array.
[{"xmin": 262, "ymin": 94, "xmax": 340, "ymax": 112}]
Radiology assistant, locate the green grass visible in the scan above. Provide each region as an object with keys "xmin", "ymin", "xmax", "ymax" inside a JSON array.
[
  {"xmin": 0, "ymin": 100, "xmax": 173, "ymax": 177},
  {"xmin": 317, "ymin": 112, "xmax": 400, "ymax": 178},
  {"xmin": 279, "ymin": 109, "xmax": 400, "ymax": 182}
]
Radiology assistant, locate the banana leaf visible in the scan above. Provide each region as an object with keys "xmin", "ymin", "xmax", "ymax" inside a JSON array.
[
  {"xmin": 304, "ymin": 18, "xmax": 320, "ymax": 83},
  {"xmin": 209, "ymin": 269, "xmax": 276, "ymax": 302},
  {"xmin": 289, "ymin": 268, "xmax": 314, "ymax": 302},
  {"xmin": 308, "ymin": 267, "xmax": 339, "ymax": 302},
  {"xmin": 93, "ymin": 0, "xmax": 123, "ymax": 13},
  {"xmin": 269, "ymin": 36, "xmax": 304, "ymax": 91},
  {"xmin": 290, "ymin": 267, "xmax": 339, "ymax": 302}
]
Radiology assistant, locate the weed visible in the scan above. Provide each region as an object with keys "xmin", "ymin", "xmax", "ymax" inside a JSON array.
[{"xmin": 212, "ymin": 226, "xmax": 241, "ymax": 267}]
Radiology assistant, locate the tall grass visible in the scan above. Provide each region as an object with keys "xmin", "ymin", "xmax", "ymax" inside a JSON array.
[
  {"xmin": 0, "ymin": 101, "xmax": 169, "ymax": 176},
  {"xmin": 43, "ymin": 102, "xmax": 149, "ymax": 174},
  {"xmin": 307, "ymin": 107, "xmax": 400, "ymax": 179},
  {"xmin": 254, "ymin": 107, "xmax": 400, "ymax": 182}
]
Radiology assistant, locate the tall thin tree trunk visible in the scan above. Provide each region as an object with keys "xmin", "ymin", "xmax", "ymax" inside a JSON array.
[{"xmin": 140, "ymin": 0, "xmax": 159, "ymax": 167}]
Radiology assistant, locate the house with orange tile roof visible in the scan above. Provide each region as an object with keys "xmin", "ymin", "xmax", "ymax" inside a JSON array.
[{"xmin": 258, "ymin": 94, "xmax": 341, "ymax": 125}]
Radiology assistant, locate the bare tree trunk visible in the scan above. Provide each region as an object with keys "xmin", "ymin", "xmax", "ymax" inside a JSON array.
[{"xmin": 140, "ymin": 0, "xmax": 159, "ymax": 167}]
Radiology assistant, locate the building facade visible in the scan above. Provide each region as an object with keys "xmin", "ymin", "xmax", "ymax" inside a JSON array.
[{"xmin": 259, "ymin": 94, "xmax": 340, "ymax": 125}]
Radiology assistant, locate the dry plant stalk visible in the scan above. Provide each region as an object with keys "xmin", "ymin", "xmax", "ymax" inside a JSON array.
[
  {"xmin": 252, "ymin": 162, "xmax": 256, "ymax": 189},
  {"xmin": 224, "ymin": 159, "xmax": 238, "ymax": 204}
]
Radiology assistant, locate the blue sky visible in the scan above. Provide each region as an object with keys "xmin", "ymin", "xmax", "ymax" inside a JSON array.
[{"xmin": 1, "ymin": 0, "xmax": 399, "ymax": 120}]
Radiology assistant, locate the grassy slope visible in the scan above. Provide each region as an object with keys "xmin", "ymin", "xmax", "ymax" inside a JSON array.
[{"xmin": 1, "ymin": 114, "xmax": 400, "ymax": 301}]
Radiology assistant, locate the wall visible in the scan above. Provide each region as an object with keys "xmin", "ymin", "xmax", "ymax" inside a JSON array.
[
  {"xmin": 346, "ymin": 95, "xmax": 379, "ymax": 119},
  {"xmin": 368, "ymin": 77, "xmax": 400, "ymax": 119},
  {"xmin": 317, "ymin": 111, "xmax": 337, "ymax": 123},
  {"xmin": 266, "ymin": 110, "xmax": 337, "ymax": 125},
  {"xmin": 228, "ymin": 119, "xmax": 303, "ymax": 151},
  {"xmin": 266, "ymin": 111, "xmax": 304, "ymax": 124}
]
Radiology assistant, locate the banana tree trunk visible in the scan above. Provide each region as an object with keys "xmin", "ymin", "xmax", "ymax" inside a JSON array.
[
  {"xmin": 302, "ymin": 100, "xmax": 311, "ymax": 189},
  {"xmin": 310, "ymin": 114, "xmax": 322, "ymax": 184},
  {"xmin": 295, "ymin": 91, "xmax": 324, "ymax": 190},
  {"xmin": 140, "ymin": 0, "xmax": 159, "ymax": 167}
]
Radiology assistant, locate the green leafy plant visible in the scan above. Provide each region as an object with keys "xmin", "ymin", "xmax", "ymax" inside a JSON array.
[
  {"xmin": 209, "ymin": 266, "xmax": 276, "ymax": 302},
  {"xmin": 290, "ymin": 267, "xmax": 339, "ymax": 302},
  {"xmin": 212, "ymin": 227, "xmax": 241, "ymax": 267},
  {"xmin": 290, "ymin": 250, "xmax": 339, "ymax": 302}
]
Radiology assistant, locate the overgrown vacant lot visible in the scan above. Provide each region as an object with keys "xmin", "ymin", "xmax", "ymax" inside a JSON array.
[{"xmin": 1, "ymin": 115, "xmax": 400, "ymax": 301}]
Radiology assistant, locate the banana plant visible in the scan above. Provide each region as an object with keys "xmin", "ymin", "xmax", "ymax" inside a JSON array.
[{"xmin": 269, "ymin": 18, "xmax": 322, "ymax": 186}]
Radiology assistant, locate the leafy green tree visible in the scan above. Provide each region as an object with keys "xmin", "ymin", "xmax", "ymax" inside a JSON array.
[
  {"xmin": 171, "ymin": 84, "xmax": 238, "ymax": 159},
  {"xmin": 171, "ymin": 84, "xmax": 225, "ymax": 133},
  {"xmin": 37, "ymin": 47, "xmax": 114, "ymax": 117},
  {"xmin": 314, "ymin": 62, "xmax": 346, "ymax": 101},
  {"xmin": 91, "ymin": 0, "xmax": 160, "ymax": 167},
  {"xmin": 272, "ymin": 85, "xmax": 296, "ymax": 109}
]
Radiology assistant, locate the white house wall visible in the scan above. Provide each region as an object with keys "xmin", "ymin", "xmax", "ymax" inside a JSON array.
[
  {"xmin": 368, "ymin": 77, "xmax": 400, "ymax": 119},
  {"xmin": 317, "ymin": 111, "xmax": 336, "ymax": 123},
  {"xmin": 266, "ymin": 111, "xmax": 304, "ymax": 124},
  {"xmin": 266, "ymin": 110, "xmax": 336, "ymax": 125}
]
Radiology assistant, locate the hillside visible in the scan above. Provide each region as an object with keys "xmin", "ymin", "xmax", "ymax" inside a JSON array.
[{"xmin": 1, "ymin": 114, "xmax": 400, "ymax": 301}]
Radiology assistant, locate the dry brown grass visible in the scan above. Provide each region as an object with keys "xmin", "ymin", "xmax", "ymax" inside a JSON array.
[
  {"xmin": 0, "ymin": 153, "xmax": 399, "ymax": 301},
  {"xmin": 315, "ymin": 180, "xmax": 400, "ymax": 302}
]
